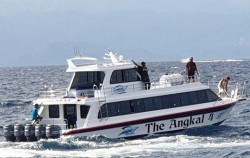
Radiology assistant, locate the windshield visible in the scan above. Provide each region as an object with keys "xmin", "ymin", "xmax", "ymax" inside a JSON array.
[{"xmin": 70, "ymin": 71, "xmax": 105, "ymax": 89}]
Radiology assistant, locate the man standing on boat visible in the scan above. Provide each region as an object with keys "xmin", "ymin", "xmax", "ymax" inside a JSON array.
[
  {"xmin": 31, "ymin": 104, "xmax": 42, "ymax": 124},
  {"xmin": 186, "ymin": 57, "xmax": 199, "ymax": 82},
  {"xmin": 218, "ymin": 76, "xmax": 230, "ymax": 97},
  {"xmin": 132, "ymin": 60, "xmax": 151, "ymax": 89}
]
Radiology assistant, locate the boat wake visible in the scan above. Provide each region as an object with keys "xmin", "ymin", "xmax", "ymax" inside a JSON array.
[
  {"xmin": 0, "ymin": 135, "xmax": 249, "ymax": 157},
  {"xmin": 0, "ymin": 126, "xmax": 250, "ymax": 157}
]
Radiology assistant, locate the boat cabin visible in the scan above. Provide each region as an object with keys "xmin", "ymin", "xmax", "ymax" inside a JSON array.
[
  {"xmin": 34, "ymin": 52, "xmax": 218, "ymax": 131},
  {"xmin": 65, "ymin": 52, "xmax": 145, "ymax": 98},
  {"xmin": 34, "ymin": 52, "xmax": 147, "ymax": 129}
]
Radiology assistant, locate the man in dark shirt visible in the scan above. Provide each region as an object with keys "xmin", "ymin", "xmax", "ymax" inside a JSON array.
[
  {"xmin": 186, "ymin": 57, "xmax": 199, "ymax": 82},
  {"xmin": 132, "ymin": 60, "xmax": 151, "ymax": 89}
]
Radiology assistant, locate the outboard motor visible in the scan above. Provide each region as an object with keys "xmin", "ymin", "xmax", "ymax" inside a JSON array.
[
  {"xmin": 46, "ymin": 125, "xmax": 61, "ymax": 139},
  {"xmin": 35, "ymin": 124, "xmax": 46, "ymax": 140},
  {"xmin": 14, "ymin": 124, "xmax": 26, "ymax": 142},
  {"xmin": 3, "ymin": 124, "xmax": 15, "ymax": 142},
  {"xmin": 24, "ymin": 124, "xmax": 36, "ymax": 142}
]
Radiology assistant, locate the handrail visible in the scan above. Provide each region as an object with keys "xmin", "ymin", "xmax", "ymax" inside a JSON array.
[
  {"xmin": 37, "ymin": 74, "xmax": 249, "ymax": 100},
  {"xmin": 39, "ymin": 88, "xmax": 67, "ymax": 98},
  {"xmin": 37, "ymin": 75, "xmax": 193, "ymax": 99}
]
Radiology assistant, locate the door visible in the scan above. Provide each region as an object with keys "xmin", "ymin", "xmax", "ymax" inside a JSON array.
[{"xmin": 63, "ymin": 104, "xmax": 77, "ymax": 129}]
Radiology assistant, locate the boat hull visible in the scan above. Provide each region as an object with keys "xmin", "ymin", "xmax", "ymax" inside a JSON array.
[{"xmin": 62, "ymin": 102, "xmax": 236, "ymax": 139}]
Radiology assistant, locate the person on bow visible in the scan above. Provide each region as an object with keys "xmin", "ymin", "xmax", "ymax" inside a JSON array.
[
  {"xmin": 218, "ymin": 76, "xmax": 231, "ymax": 97},
  {"xmin": 186, "ymin": 57, "xmax": 199, "ymax": 82},
  {"xmin": 31, "ymin": 104, "xmax": 43, "ymax": 124},
  {"xmin": 132, "ymin": 60, "xmax": 151, "ymax": 89}
]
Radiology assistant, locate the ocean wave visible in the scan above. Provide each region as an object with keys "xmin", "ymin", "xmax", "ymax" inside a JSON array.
[
  {"xmin": 0, "ymin": 100, "xmax": 32, "ymax": 107},
  {"xmin": 11, "ymin": 135, "xmax": 124, "ymax": 151},
  {"xmin": 1, "ymin": 135, "xmax": 250, "ymax": 157}
]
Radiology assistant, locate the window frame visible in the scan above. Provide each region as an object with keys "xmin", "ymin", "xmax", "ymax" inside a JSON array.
[
  {"xmin": 49, "ymin": 105, "xmax": 60, "ymax": 118},
  {"xmin": 71, "ymin": 71, "xmax": 105, "ymax": 89},
  {"xmin": 197, "ymin": 90, "xmax": 208, "ymax": 103},
  {"xmin": 110, "ymin": 68, "xmax": 140, "ymax": 84},
  {"xmin": 188, "ymin": 91, "xmax": 199, "ymax": 105},
  {"xmin": 206, "ymin": 89, "xmax": 219, "ymax": 102},
  {"xmin": 180, "ymin": 93, "xmax": 190, "ymax": 106},
  {"xmin": 80, "ymin": 105, "xmax": 90, "ymax": 119},
  {"xmin": 98, "ymin": 89, "xmax": 218, "ymax": 118}
]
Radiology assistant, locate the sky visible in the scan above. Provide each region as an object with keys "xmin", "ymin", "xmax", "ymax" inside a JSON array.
[{"xmin": 0, "ymin": 0, "xmax": 250, "ymax": 67}]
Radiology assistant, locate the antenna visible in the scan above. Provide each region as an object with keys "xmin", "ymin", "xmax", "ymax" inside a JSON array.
[{"xmin": 73, "ymin": 47, "xmax": 81, "ymax": 57}]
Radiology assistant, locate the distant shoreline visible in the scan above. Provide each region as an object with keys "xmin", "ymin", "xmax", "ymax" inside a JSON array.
[{"xmin": 180, "ymin": 58, "xmax": 248, "ymax": 63}]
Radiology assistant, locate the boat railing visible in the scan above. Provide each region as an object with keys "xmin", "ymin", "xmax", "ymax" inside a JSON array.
[
  {"xmin": 37, "ymin": 75, "xmax": 248, "ymax": 100},
  {"xmin": 39, "ymin": 88, "xmax": 67, "ymax": 98},
  {"xmin": 203, "ymin": 80, "xmax": 249, "ymax": 98},
  {"xmin": 101, "ymin": 76, "xmax": 187, "ymax": 96},
  {"xmin": 38, "ymin": 75, "xmax": 195, "ymax": 99}
]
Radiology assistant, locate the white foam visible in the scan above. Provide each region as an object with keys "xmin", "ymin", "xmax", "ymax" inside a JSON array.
[{"xmin": 0, "ymin": 135, "xmax": 250, "ymax": 157}]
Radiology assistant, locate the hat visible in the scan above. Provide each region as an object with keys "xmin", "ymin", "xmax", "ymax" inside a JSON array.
[
  {"xmin": 226, "ymin": 76, "xmax": 230, "ymax": 80},
  {"xmin": 190, "ymin": 57, "xmax": 193, "ymax": 60}
]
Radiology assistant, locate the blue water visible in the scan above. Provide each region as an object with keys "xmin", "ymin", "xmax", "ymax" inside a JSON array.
[{"xmin": 0, "ymin": 61, "xmax": 250, "ymax": 157}]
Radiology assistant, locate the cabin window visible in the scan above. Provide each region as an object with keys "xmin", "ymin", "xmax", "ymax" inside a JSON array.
[
  {"xmin": 197, "ymin": 90, "xmax": 207, "ymax": 103},
  {"xmin": 134, "ymin": 99, "xmax": 145, "ymax": 113},
  {"xmin": 129, "ymin": 101, "xmax": 136, "ymax": 113},
  {"xmin": 64, "ymin": 105, "xmax": 75, "ymax": 116},
  {"xmin": 171, "ymin": 94, "xmax": 182, "ymax": 107},
  {"xmin": 123, "ymin": 69, "xmax": 130, "ymax": 82},
  {"xmin": 87, "ymin": 72, "xmax": 94, "ymax": 83},
  {"xmin": 153, "ymin": 96, "xmax": 163, "ymax": 110},
  {"xmin": 109, "ymin": 102, "xmax": 122, "ymax": 116},
  {"xmin": 98, "ymin": 104, "xmax": 108, "ymax": 118},
  {"xmin": 120, "ymin": 101, "xmax": 131, "ymax": 115},
  {"xmin": 80, "ymin": 105, "xmax": 90, "ymax": 118},
  {"xmin": 71, "ymin": 71, "xmax": 105, "ymax": 89},
  {"xmin": 162, "ymin": 95, "xmax": 173, "ymax": 109},
  {"xmin": 206, "ymin": 89, "xmax": 219, "ymax": 102},
  {"xmin": 144, "ymin": 98, "xmax": 154, "ymax": 112},
  {"xmin": 188, "ymin": 91, "xmax": 198, "ymax": 104},
  {"xmin": 123, "ymin": 69, "xmax": 138, "ymax": 82},
  {"xmin": 116, "ymin": 71, "xmax": 123, "ymax": 83},
  {"xmin": 110, "ymin": 68, "xmax": 140, "ymax": 84},
  {"xmin": 49, "ymin": 105, "xmax": 60, "ymax": 118},
  {"xmin": 79, "ymin": 73, "xmax": 88, "ymax": 83},
  {"xmin": 180, "ymin": 93, "xmax": 189, "ymax": 106},
  {"xmin": 98, "ymin": 101, "xmax": 132, "ymax": 119},
  {"xmin": 98, "ymin": 89, "xmax": 218, "ymax": 118}
]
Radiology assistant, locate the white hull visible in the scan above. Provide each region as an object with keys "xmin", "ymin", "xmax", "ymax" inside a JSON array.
[{"xmin": 62, "ymin": 102, "xmax": 235, "ymax": 139}]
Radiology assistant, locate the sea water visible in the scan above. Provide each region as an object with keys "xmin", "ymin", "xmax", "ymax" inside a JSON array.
[{"xmin": 0, "ymin": 61, "xmax": 250, "ymax": 157}]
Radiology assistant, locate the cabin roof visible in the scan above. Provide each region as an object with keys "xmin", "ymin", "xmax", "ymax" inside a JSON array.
[{"xmin": 66, "ymin": 51, "xmax": 135, "ymax": 72}]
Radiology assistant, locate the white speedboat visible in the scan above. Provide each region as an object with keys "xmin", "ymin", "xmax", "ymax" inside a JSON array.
[
  {"xmin": 180, "ymin": 58, "xmax": 190, "ymax": 63},
  {"xmin": 4, "ymin": 51, "xmax": 239, "ymax": 141}
]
